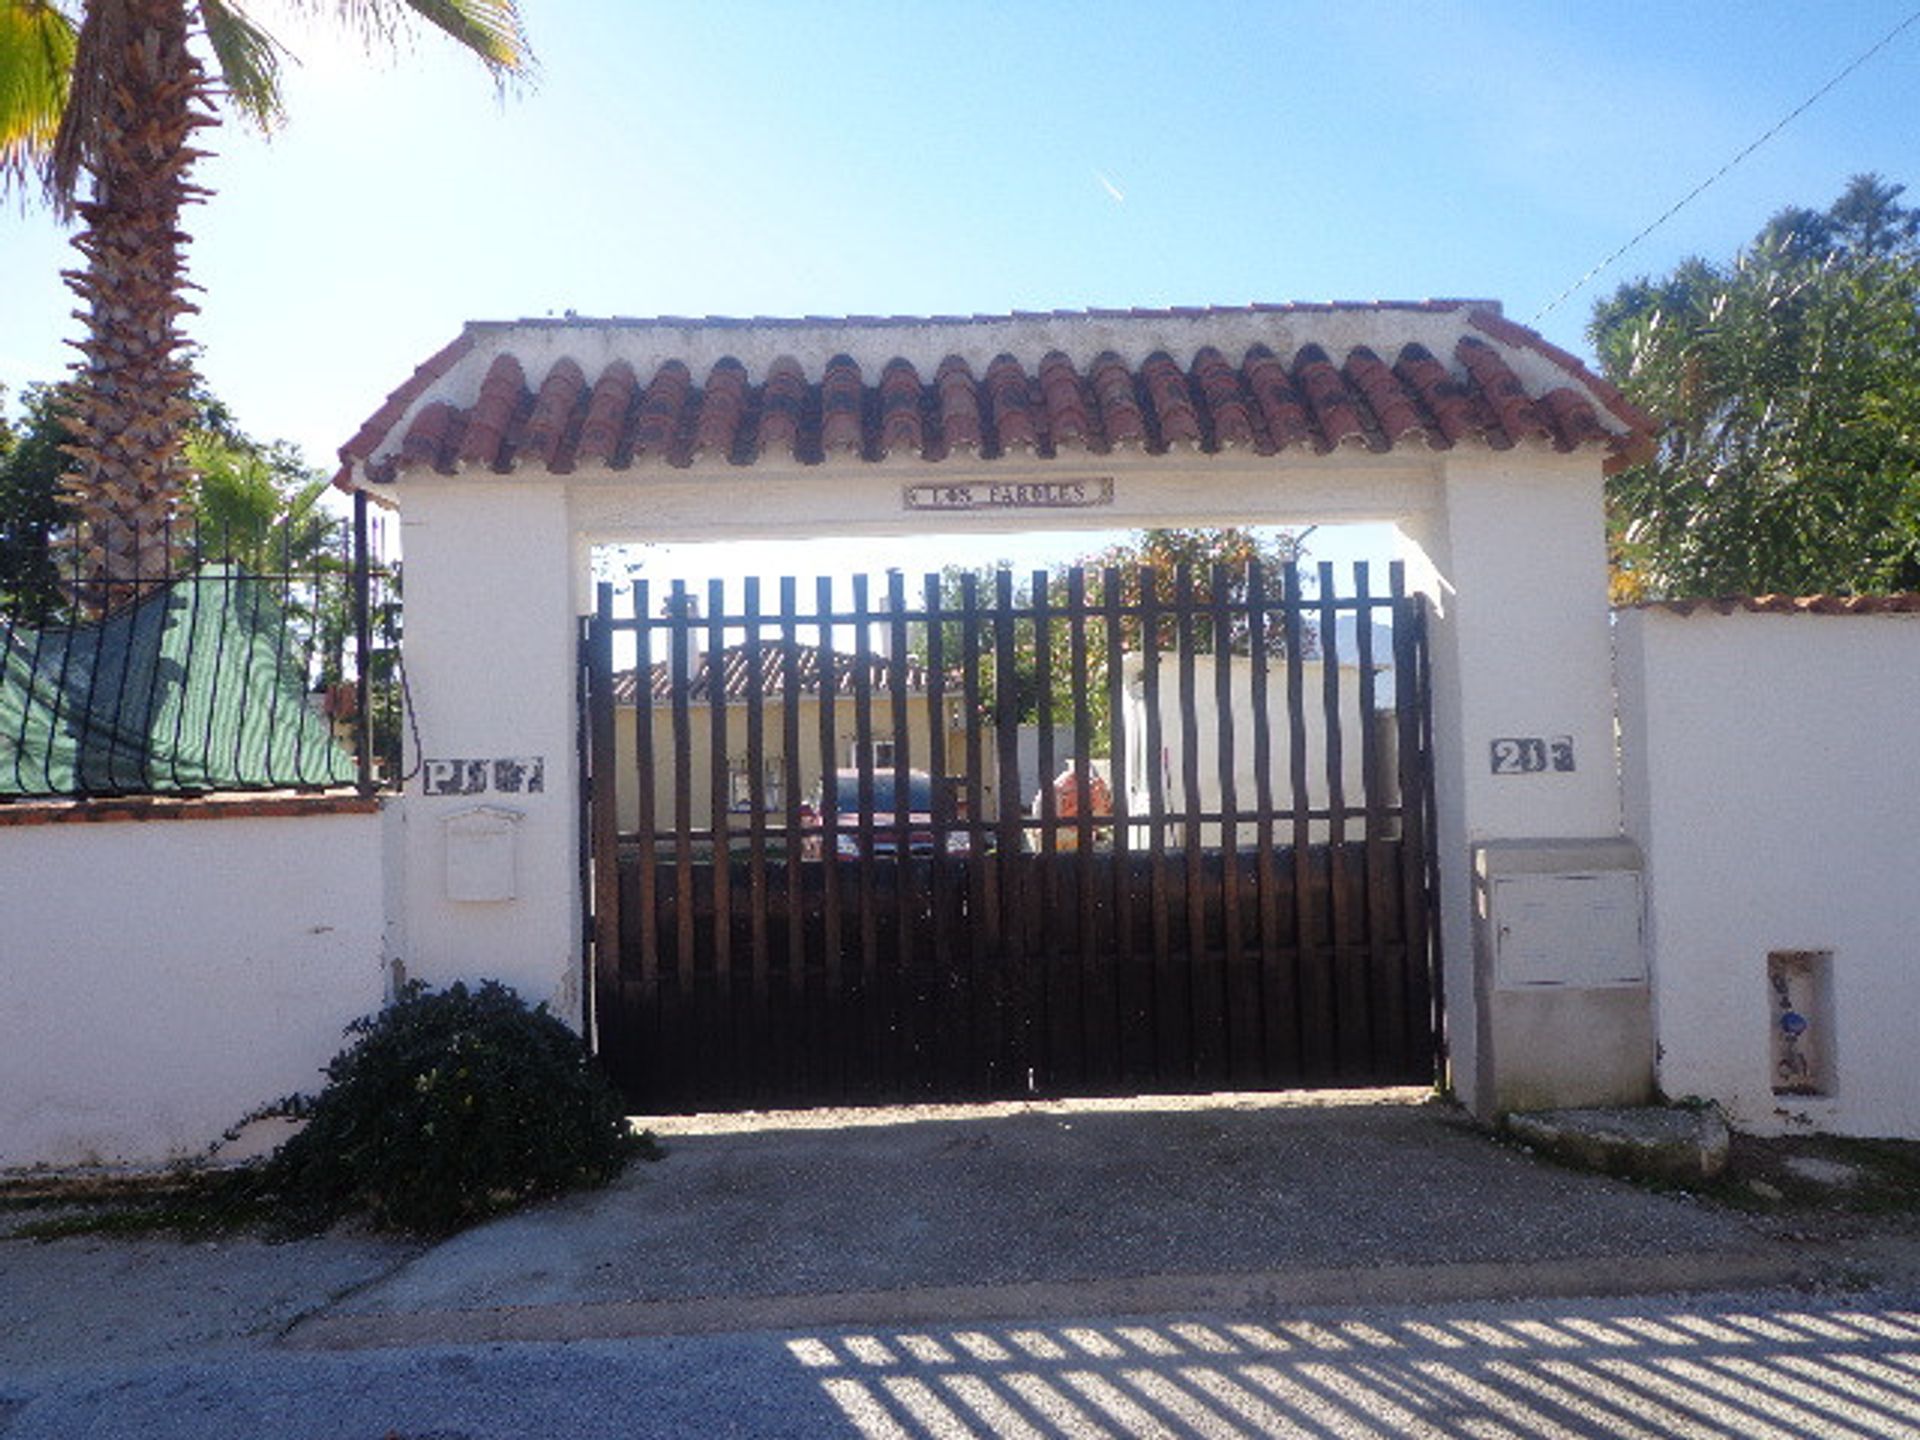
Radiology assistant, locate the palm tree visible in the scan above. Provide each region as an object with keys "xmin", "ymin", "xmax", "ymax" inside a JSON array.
[{"xmin": 0, "ymin": 0, "xmax": 528, "ymax": 603}]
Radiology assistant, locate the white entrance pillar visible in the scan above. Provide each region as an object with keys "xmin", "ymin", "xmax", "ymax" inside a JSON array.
[
  {"xmin": 392, "ymin": 480, "xmax": 586, "ymax": 1025},
  {"xmin": 1402, "ymin": 452, "xmax": 1648, "ymax": 1115}
]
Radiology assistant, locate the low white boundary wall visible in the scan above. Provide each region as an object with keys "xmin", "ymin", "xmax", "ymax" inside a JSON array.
[
  {"xmin": 0, "ymin": 800, "xmax": 392, "ymax": 1171},
  {"xmin": 1617, "ymin": 605, "xmax": 1920, "ymax": 1138}
]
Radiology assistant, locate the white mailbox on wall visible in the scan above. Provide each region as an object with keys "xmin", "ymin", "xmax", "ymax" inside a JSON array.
[{"xmin": 443, "ymin": 805, "xmax": 524, "ymax": 903}]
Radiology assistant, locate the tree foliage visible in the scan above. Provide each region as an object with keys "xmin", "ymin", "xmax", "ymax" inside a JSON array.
[
  {"xmin": 1592, "ymin": 174, "xmax": 1920, "ymax": 599},
  {"xmin": 0, "ymin": 382, "xmax": 69, "ymax": 619},
  {"xmin": 0, "ymin": 0, "xmax": 529, "ymax": 592},
  {"xmin": 912, "ymin": 528, "xmax": 1310, "ymax": 753},
  {"xmin": 0, "ymin": 377, "xmax": 346, "ymax": 619}
]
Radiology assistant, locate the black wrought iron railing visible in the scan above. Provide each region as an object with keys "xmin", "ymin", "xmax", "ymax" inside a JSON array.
[{"xmin": 0, "ymin": 495, "xmax": 408, "ymax": 800}]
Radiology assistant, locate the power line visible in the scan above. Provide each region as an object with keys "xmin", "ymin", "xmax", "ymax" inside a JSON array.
[{"xmin": 1530, "ymin": 5, "xmax": 1920, "ymax": 324}]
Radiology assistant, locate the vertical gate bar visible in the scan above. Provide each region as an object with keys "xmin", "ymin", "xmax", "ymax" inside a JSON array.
[
  {"xmin": 585, "ymin": 588, "xmax": 617, "ymax": 1058},
  {"xmin": 1390, "ymin": 564, "xmax": 1436, "ymax": 1082},
  {"xmin": 887, "ymin": 568, "xmax": 915, "ymax": 1094},
  {"xmin": 1247, "ymin": 559, "xmax": 1286, "ymax": 1080},
  {"xmin": 851, "ymin": 574, "xmax": 880, "ymax": 1095},
  {"xmin": 1282, "ymin": 561, "xmax": 1326, "ymax": 1080},
  {"xmin": 1104, "ymin": 566, "xmax": 1136, "ymax": 1082},
  {"xmin": 923, "ymin": 573, "xmax": 955, "ymax": 1092},
  {"xmin": 633, "ymin": 582, "xmax": 659, "ymax": 1104},
  {"xmin": 994, "ymin": 568, "xmax": 1028, "ymax": 1091},
  {"xmin": 779, "ymin": 578, "xmax": 807, "ymax": 1096},
  {"xmin": 578, "ymin": 615, "xmax": 592, "ymax": 1023},
  {"xmin": 1417, "ymin": 588, "xmax": 1445, "ymax": 1077},
  {"xmin": 1355, "ymin": 563, "xmax": 1400, "ymax": 1074},
  {"xmin": 1031, "ymin": 568, "xmax": 1058, "ymax": 1088},
  {"xmin": 706, "ymin": 579, "xmax": 733, "ymax": 1100},
  {"xmin": 668, "ymin": 581, "xmax": 696, "ymax": 1104},
  {"xmin": 743, "ymin": 577, "xmax": 770, "ymax": 1100},
  {"xmin": 1212, "ymin": 562, "xmax": 1252, "ymax": 1084},
  {"xmin": 815, "ymin": 577, "xmax": 844, "ymax": 1096},
  {"xmin": 9, "ymin": 591, "xmax": 52, "ymax": 793},
  {"xmin": 1319, "ymin": 561, "xmax": 1362, "ymax": 1076},
  {"xmin": 1140, "ymin": 565, "xmax": 1177, "ymax": 1083},
  {"xmin": 960, "ymin": 573, "xmax": 990, "ymax": 1089},
  {"xmin": 352, "ymin": 490, "xmax": 375, "ymax": 795},
  {"xmin": 1068, "ymin": 567, "xmax": 1099, "ymax": 1088},
  {"xmin": 1397, "ymin": 568, "xmax": 1428, "ymax": 1082},
  {"xmin": 1175, "ymin": 563, "xmax": 1210, "ymax": 1083}
]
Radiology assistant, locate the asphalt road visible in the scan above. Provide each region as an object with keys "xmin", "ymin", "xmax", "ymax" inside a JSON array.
[
  {"xmin": 9, "ymin": 1285, "xmax": 1920, "ymax": 1438},
  {"xmin": 7, "ymin": 1090, "xmax": 1918, "ymax": 1436}
]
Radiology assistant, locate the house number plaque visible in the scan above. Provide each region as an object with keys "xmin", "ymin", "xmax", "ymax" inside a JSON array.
[{"xmin": 1490, "ymin": 736, "xmax": 1575, "ymax": 775}]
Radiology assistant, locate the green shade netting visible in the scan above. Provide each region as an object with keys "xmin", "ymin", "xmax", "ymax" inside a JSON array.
[{"xmin": 0, "ymin": 564, "xmax": 355, "ymax": 796}]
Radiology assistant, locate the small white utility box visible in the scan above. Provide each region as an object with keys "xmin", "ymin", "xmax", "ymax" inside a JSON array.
[
  {"xmin": 1476, "ymin": 838, "xmax": 1645, "ymax": 989},
  {"xmin": 443, "ymin": 805, "xmax": 523, "ymax": 903},
  {"xmin": 1472, "ymin": 837, "xmax": 1653, "ymax": 1115},
  {"xmin": 1490, "ymin": 869, "xmax": 1644, "ymax": 987}
]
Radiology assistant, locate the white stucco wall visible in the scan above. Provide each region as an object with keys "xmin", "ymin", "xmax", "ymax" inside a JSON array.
[
  {"xmin": 1398, "ymin": 453, "xmax": 1627, "ymax": 1112},
  {"xmin": 397, "ymin": 483, "xmax": 586, "ymax": 1022},
  {"xmin": 391, "ymin": 445, "xmax": 1629, "ymax": 1114},
  {"xmin": 0, "ymin": 808, "xmax": 390, "ymax": 1171},
  {"xmin": 1617, "ymin": 606, "xmax": 1920, "ymax": 1138}
]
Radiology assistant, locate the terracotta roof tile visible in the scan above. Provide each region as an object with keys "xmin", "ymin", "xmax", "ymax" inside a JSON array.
[
  {"xmin": 985, "ymin": 354, "xmax": 1038, "ymax": 456},
  {"xmin": 1191, "ymin": 346, "xmax": 1256, "ymax": 451},
  {"xmin": 1344, "ymin": 347, "xmax": 1434, "ymax": 450},
  {"xmin": 936, "ymin": 356, "xmax": 983, "ymax": 456},
  {"xmin": 819, "ymin": 354, "xmax": 865, "ymax": 457},
  {"xmin": 693, "ymin": 358, "xmax": 749, "ymax": 463},
  {"xmin": 457, "ymin": 353, "xmax": 526, "ymax": 469},
  {"xmin": 338, "ymin": 303, "xmax": 1655, "ymax": 484},
  {"xmin": 1456, "ymin": 337, "xmax": 1553, "ymax": 448},
  {"xmin": 1294, "ymin": 344, "xmax": 1371, "ymax": 451},
  {"xmin": 1394, "ymin": 342, "xmax": 1484, "ymax": 447},
  {"xmin": 1141, "ymin": 352, "xmax": 1201, "ymax": 451},
  {"xmin": 1632, "ymin": 594, "xmax": 1920, "ymax": 617},
  {"xmin": 575, "ymin": 361, "xmax": 638, "ymax": 468},
  {"xmin": 333, "ymin": 330, "xmax": 476, "ymax": 487},
  {"xmin": 1242, "ymin": 343, "xmax": 1311, "ymax": 452},
  {"xmin": 1089, "ymin": 352, "xmax": 1146, "ymax": 451},
  {"xmin": 877, "ymin": 358, "xmax": 925, "ymax": 458},
  {"xmin": 400, "ymin": 401, "xmax": 460, "ymax": 470},
  {"xmin": 1037, "ymin": 352, "xmax": 1091, "ymax": 451},
  {"xmin": 633, "ymin": 360, "xmax": 690, "ymax": 462},
  {"xmin": 757, "ymin": 356, "xmax": 807, "ymax": 461},
  {"xmin": 521, "ymin": 357, "xmax": 585, "ymax": 472}
]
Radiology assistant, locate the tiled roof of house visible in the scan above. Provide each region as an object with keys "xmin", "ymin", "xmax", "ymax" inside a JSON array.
[
  {"xmin": 1630, "ymin": 594, "xmax": 1920, "ymax": 616},
  {"xmin": 614, "ymin": 640, "xmax": 933, "ymax": 706},
  {"xmin": 335, "ymin": 302, "xmax": 1654, "ymax": 487}
]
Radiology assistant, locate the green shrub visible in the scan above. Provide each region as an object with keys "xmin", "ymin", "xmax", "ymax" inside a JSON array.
[{"xmin": 262, "ymin": 980, "xmax": 636, "ymax": 1236}]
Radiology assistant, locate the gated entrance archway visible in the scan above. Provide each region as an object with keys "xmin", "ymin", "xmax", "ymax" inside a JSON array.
[
  {"xmin": 335, "ymin": 302, "xmax": 1656, "ymax": 1119},
  {"xmin": 583, "ymin": 558, "xmax": 1439, "ymax": 1108}
]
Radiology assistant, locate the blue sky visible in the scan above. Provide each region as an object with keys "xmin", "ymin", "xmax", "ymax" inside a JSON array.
[{"xmin": 4, "ymin": 2, "xmax": 1918, "ymax": 581}]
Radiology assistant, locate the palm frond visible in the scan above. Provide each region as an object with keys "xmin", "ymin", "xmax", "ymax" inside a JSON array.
[
  {"xmin": 47, "ymin": 0, "xmax": 132, "ymax": 212},
  {"xmin": 0, "ymin": 0, "xmax": 77, "ymax": 202},
  {"xmin": 288, "ymin": 0, "xmax": 531, "ymax": 82},
  {"xmin": 396, "ymin": 0, "xmax": 529, "ymax": 77},
  {"xmin": 201, "ymin": 0, "xmax": 288, "ymax": 131}
]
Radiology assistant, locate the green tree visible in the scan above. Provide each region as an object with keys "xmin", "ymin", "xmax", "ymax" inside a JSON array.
[
  {"xmin": 0, "ymin": 382, "xmax": 72, "ymax": 620},
  {"xmin": 913, "ymin": 527, "xmax": 1310, "ymax": 752},
  {"xmin": 0, "ymin": 0, "xmax": 528, "ymax": 597},
  {"xmin": 1592, "ymin": 174, "xmax": 1920, "ymax": 599}
]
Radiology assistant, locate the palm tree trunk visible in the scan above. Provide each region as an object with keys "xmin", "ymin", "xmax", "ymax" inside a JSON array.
[{"xmin": 61, "ymin": 0, "xmax": 213, "ymax": 604}]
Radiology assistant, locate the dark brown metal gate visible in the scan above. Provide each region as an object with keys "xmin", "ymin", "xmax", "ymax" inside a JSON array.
[{"xmin": 582, "ymin": 561, "xmax": 1439, "ymax": 1110}]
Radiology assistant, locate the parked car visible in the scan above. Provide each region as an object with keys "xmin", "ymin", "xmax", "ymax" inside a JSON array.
[{"xmin": 806, "ymin": 769, "xmax": 977, "ymax": 858}]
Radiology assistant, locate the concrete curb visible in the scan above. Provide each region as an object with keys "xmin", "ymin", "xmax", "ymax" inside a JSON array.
[{"xmin": 283, "ymin": 1247, "xmax": 1813, "ymax": 1351}]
